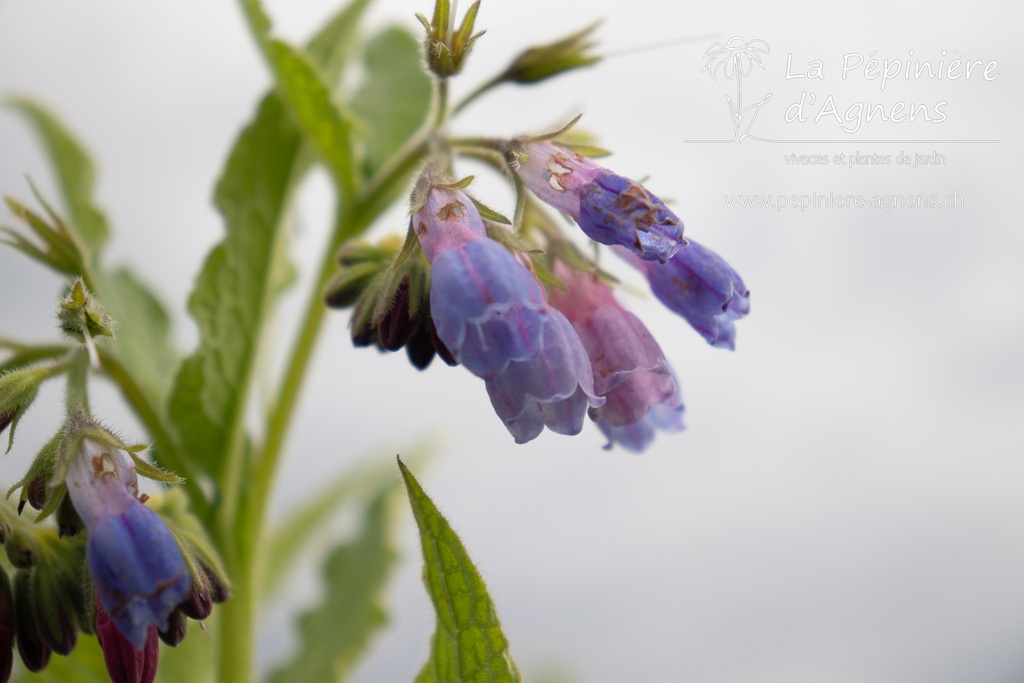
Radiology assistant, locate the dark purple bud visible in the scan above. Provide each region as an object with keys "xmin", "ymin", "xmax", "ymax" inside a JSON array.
[
  {"xmin": 377, "ymin": 280, "xmax": 418, "ymax": 351},
  {"xmin": 405, "ymin": 323, "xmax": 436, "ymax": 370},
  {"xmin": 177, "ymin": 582, "xmax": 212, "ymax": 621},
  {"xmin": 429, "ymin": 319, "xmax": 458, "ymax": 367},
  {"xmin": 26, "ymin": 473, "xmax": 47, "ymax": 511},
  {"xmin": 157, "ymin": 609, "xmax": 187, "ymax": 647},
  {"xmin": 202, "ymin": 563, "xmax": 230, "ymax": 604},
  {"xmin": 57, "ymin": 493, "xmax": 83, "ymax": 538},
  {"xmin": 0, "ymin": 409, "xmax": 14, "ymax": 436},
  {"xmin": 0, "ymin": 567, "xmax": 14, "ymax": 683},
  {"xmin": 96, "ymin": 596, "xmax": 160, "ymax": 683},
  {"xmin": 13, "ymin": 571, "xmax": 51, "ymax": 673}
]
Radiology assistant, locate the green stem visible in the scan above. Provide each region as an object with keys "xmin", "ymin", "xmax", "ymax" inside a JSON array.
[
  {"xmin": 65, "ymin": 348, "xmax": 90, "ymax": 418},
  {"xmin": 451, "ymin": 73, "xmax": 503, "ymax": 117},
  {"xmin": 99, "ymin": 352, "xmax": 209, "ymax": 518}
]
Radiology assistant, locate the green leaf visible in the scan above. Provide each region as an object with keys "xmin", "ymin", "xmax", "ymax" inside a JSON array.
[
  {"xmin": 6, "ymin": 97, "xmax": 110, "ymax": 255},
  {"xmin": 167, "ymin": 0, "xmax": 372, "ymax": 482},
  {"xmin": 268, "ymin": 486, "xmax": 398, "ymax": 683},
  {"xmin": 168, "ymin": 92, "xmax": 302, "ymax": 478},
  {"xmin": 13, "ymin": 633, "xmax": 109, "ymax": 683},
  {"xmin": 266, "ymin": 39, "xmax": 356, "ymax": 198},
  {"xmin": 350, "ymin": 27, "xmax": 433, "ymax": 177},
  {"xmin": 93, "ymin": 267, "xmax": 177, "ymax": 406},
  {"xmin": 307, "ymin": 0, "xmax": 373, "ymax": 82},
  {"xmin": 399, "ymin": 459, "xmax": 521, "ymax": 683}
]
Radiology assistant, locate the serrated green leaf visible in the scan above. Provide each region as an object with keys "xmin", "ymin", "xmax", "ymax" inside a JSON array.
[
  {"xmin": 268, "ymin": 486, "xmax": 397, "ymax": 683},
  {"xmin": 167, "ymin": 0, "xmax": 372, "ymax": 482},
  {"xmin": 399, "ymin": 459, "xmax": 521, "ymax": 683},
  {"xmin": 12, "ymin": 632, "xmax": 109, "ymax": 683},
  {"xmin": 351, "ymin": 27, "xmax": 432, "ymax": 177},
  {"xmin": 266, "ymin": 39, "xmax": 356, "ymax": 197},
  {"xmin": 93, "ymin": 267, "xmax": 177, "ymax": 406},
  {"xmin": 6, "ymin": 97, "xmax": 110, "ymax": 255},
  {"xmin": 307, "ymin": 0, "xmax": 372, "ymax": 82},
  {"xmin": 168, "ymin": 92, "xmax": 302, "ymax": 479}
]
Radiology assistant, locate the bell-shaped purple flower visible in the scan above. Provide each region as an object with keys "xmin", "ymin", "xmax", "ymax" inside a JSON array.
[
  {"xmin": 414, "ymin": 185, "xmax": 603, "ymax": 442},
  {"xmin": 617, "ymin": 239, "xmax": 750, "ymax": 349},
  {"xmin": 484, "ymin": 310, "xmax": 602, "ymax": 443},
  {"xmin": 596, "ymin": 386, "xmax": 685, "ymax": 453},
  {"xmin": 515, "ymin": 141, "xmax": 684, "ymax": 264},
  {"xmin": 548, "ymin": 262, "xmax": 676, "ymax": 429},
  {"xmin": 64, "ymin": 437, "xmax": 190, "ymax": 651}
]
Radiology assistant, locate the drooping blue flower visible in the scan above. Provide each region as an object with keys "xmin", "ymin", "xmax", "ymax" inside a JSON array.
[
  {"xmin": 484, "ymin": 309, "xmax": 603, "ymax": 443},
  {"xmin": 64, "ymin": 437, "xmax": 190, "ymax": 650},
  {"xmin": 618, "ymin": 239, "xmax": 750, "ymax": 349},
  {"xmin": 414, "ymin": 184, "xmax": 603, "ymax": 442},
  {"xmin": 515, "ymin": 141, "xmax": 684, "ymax": 264}
]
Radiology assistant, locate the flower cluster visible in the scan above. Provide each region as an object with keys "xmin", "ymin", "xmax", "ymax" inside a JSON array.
[
  {"xmin": 412, "ymin": 180, "xmax": 604, "ymax": 443},
  {"xmin": 0, "ymin": 417, "xmax": 228, "ymax": 683},
  {"xmin": 334, "ymin": 143, "xmax": 749, "ymax": 451}
]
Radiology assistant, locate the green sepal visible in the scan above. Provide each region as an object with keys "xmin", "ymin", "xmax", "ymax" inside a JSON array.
[
  {"xmin": 128, "ymin": 452, "xmax": 185, "ymax": 485},
  {"xmin": 152, "ymin": 488, "xmax": 230, "ymax": 599},
  {"xmin": 470, "ymin": 196, "xmax": 512, "ymax": 225}
]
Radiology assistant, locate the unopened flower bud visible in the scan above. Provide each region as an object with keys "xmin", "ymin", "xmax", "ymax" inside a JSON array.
[
  {"xmin": 3, "ymin": 527, "xmax": 37, "ymax": 569},
  {"xmin": 0, "ymin": 566, "xmax": 14, "ymax": 683},
  {"xmin": 201, "ymin": 563, "xmax": 231, "ymax": 604},
  {"xmin": 57, "ymin": 493, "xmax": 83, "ymax": 538},
  {"xmin": 416, "ymin": 0, "xmax": 483, "ymax": 77},
  {"xmin": 157, "ymin": 609, "xmax": 187, "ymax": 647},
  {"xmin": 0, "ymin": 409, "xmax": 14, "ymax": 436},
  {"xmin": 96, "ymin": 594, "xmax": 159, "ymax": 683},
  {"xmin": 13, "ymin": 571, "xmax": 51, "ymax": 673},
  {"xmin": 32, "ymin": 567, "xmax": 78, "ymax": 656},
  {"xmin": 26, "ymin": 472, "xmax": 47, "ymax": 511},
  {"xmin": 405, "ymin": 322, "xmax": 437, "ymax": 370},
  {"xmin": 177, "ymin": 583, "xmax": 212, "ymax": 621},
  {"xmin": 377, "ymin": 280, "xmax": 418, "ymax": 352},
  {"xmin": 500, "ymin": 23, "xmax": 600, "ymax": 84}
]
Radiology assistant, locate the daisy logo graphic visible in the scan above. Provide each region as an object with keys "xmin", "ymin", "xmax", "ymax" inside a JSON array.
[{"xmin": 700, "ymin": 37, "xmax": 772, "ymax": 142}]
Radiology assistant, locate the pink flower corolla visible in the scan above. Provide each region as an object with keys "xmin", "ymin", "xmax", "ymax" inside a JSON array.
[
  {"xmin": 64, "ymin": 437, "xmax": 190, "ymax": 650},
  {"xmin": 547, "ymin": 261, "xmax": 676, "ymax": 430},
  {"xmin": 617, "ymin": 238, "xmax": 750, "ymax": 350},
  {"xmin": 413, "ymin": 185, "xmax": 603, "ymax": 442},
  {"xmin": 515, "ymin": 141, "xmax": 684, "ymax": 264}
]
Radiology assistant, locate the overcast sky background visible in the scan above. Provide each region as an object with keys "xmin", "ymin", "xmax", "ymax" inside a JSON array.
[{"xmin": 1, "ymin": 0, "xmax": 1022, "ymax": 681}]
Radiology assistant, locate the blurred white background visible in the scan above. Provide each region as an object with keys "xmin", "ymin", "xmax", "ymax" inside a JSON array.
[{"xmin": 1, "ymin": 0, "xmax": 1022, "ymax": 681}]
